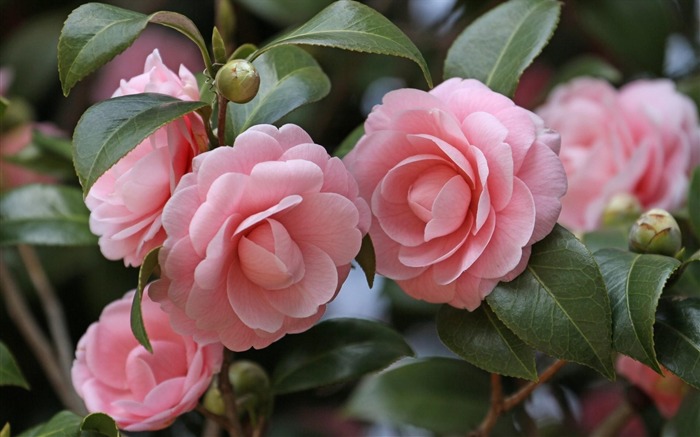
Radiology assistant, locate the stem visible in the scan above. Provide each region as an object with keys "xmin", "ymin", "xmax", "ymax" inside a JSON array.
[
  {"xmin": 17, "ymin": 245, "xmax": 74, "ymax": 383},
  {"xmin": 0, "ymin": 254, "xmax": 85, "ymax": 414},
  {"xmin": 219, "ymin": 349, "xmax": 245, "ymax": 437},
  {"xmin": 202, "ymin": 417, "xmax": 221, "ymax": 437},
  {"xmin": 197, "ymin": 405, "xmax": 236, "ymax": 436},
  {"xmin": 590, "ymin": 400, "xmax": 635, "ymax": 437},
  {"xmin": 503, "ymin": 359, "xmax": 567, "ymax": 410},
  {"xmin": 217, "ymin": 94, "xmax": 228, "ymax": 147}
]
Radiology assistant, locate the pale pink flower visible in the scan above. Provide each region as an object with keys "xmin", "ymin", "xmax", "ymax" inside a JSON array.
[
  {"xmin": 85, "ymin": 49, "xmax": 207, "ymax": 267},
  {"xmin": 71, "ymin": 288, "xmax": 223, "ymax": 431},
  {"xmin": 616, "ymin": 355, "xmax": 688, "ymax": 418},
  {"xmin": 537, "ymin": 78, "xmax": 700, "ymax": 231},
  {"xmin": 344, "ymin": 78, "xmax": 566, "ymax": 310},
  {"xmin": 0, "ymin": 123, "xmax": 61, "ymax": 190},
  {"xmin": 150, "ymin": 124, "xmax": 371, "ymax": 351}
]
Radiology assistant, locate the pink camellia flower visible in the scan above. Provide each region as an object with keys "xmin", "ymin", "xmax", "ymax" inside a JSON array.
[
  {"xmin": 537, "ymin": 78, "xmax": 700, "ymax": 231},
  {"xmin": 343, "ymin": 78, "xmax": 567, "ymax": 310},
  {"xmin": 71, "ymin": 288, "xmax": 223, "ymax": 431},
  {"xmin": 616, "ymin": 355, "xmax": 688, "ymax": 419},
  {"xmin": 0, "ymin": 124, "xmax": 61, "ymax": 190},
  {"xmin": 149, "ymin": 124, "xmax": 371, "ymax": 351},
  {"xmin": 85, "ymin": 49, "xmax": 207, "ymax": 267}
]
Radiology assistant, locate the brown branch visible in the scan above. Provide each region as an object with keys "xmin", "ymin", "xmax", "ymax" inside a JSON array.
[
  {"xmin": 197, "ymin": 405, "xmax": 236, "ymax": 436},
  {"xmin": 503, "ymin": 359, "xmax": 567, "ymax": 410},
  {"xmin": 219, "ymin": 349, "xmax": 245, "ymax": 437}
]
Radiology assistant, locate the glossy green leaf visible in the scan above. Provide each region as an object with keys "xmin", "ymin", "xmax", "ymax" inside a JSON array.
[
  {"xmin": 655, "ymin": 298, "xmax": 700, "ymax": 389},
  {"xmin": 581, "ymin": 226, "xmax": 629, "ymax": 253},
  {"xmin": 662, "ymin": 391, "xmax": 700, "ymax": 437},
  {"xmin": 59, "ymin": 4, "xmax": 211, "ymax": 95},
  {"xmin": 444, "ymin": 0, "xmax": 560, "ymax": 96},
  {"xmin": 0, "ymin": 341, "xmax": 29, "ymax": 389},
  {"xmin": 253, "ymin": 0, "xmax": 432, "ymax": 88},
  {"xmin": 345, "ymin": 357, "xmax": 489, "ymax": 434},
  {"xmin": 437, "ymin": 304, "xmax": 537, "ymax": 380},
  {"xmin": 595, "ymin": 249, "xmax": 681, "ymax": 373},
  {"xmin": 355, "ymin": 234, "xmax": 376, "ymax": 288},
  {"xmin": 271, "ymin": 318, "xmax": 414, "ymax": 394},
  {"xmin": 16, "ymin": 411, "xmax": 81, "ymax": 437},
  {"xmin": 0, "ymin": 184, "xmax": 96, "ymax": 246},
  {"xmin": 487, "ymin": 225, "xmax": 614, "ymax": 379},
  {"xmin": 688, "ymin": 166, "xmax": 700, "ymax": 239},
  {"xmin": 131, "ymin": 246, "xmax": 160, "ymax": 353},
  {"xmin": 333, "ymin": 124, "xmax": 364, "ymax": 158},
  {"xmin": 228, "ymin": 45, "xmax": 330, "ymax": 138},
  {"xmin": 73, "ymin": 93, "xmax": 207, "ymax": 195},
  {"xmin": 81, "ymin": 413, "xmax": 120, "ymax": 437}
]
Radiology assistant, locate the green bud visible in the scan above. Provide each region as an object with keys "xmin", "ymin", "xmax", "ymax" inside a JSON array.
[
  {"xmin": 628, "ymin": 208, "xmax": 682, "ymax": 256},
  {"xmin": 215, "ymin": 59, "xmax": 260, "ymax": 104},
  {"xmin": 202, "ymin": 382, "xmax": 226, "ymax": 416},
  {"xmin": 602, "ymin": 193, "xmax": 642, "ymax": 228},
  {"xmin": 228, "ymin": 360, "xmax": 273, "ymax": 423}
]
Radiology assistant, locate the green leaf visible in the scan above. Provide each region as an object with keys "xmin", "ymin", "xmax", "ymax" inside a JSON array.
[
  {"xmin": 0, "ymin": 97, "xmax": 8, "ymax": 118},
  {"xmin": 436, "ymin": 304, "xmax": 537, "ymax": 380},
  {"xmin": 131, "ymin": 246, "xmax": 160, "ymax": 353},
  {"xmin": 0, "ymin": 341, "xmax": 30, "ymax": 389},
  {"xmin": 333, "ymin": 124, "xmax": 364, "ymax": 158},
  {"xmin": 73, "ymin": 93, "xmax": 207, "ymax": 196},
  {"xmin": 345, "ymin": 357, "xmax": 490, "ymax": 434},
  {"xmin": 688, "ymin": 166, "xmax": 700, "ymax": 239},
  {"xmin": 271, "ymin": 318, "xmax": 414, "ymax": 394},
  {"xmin": 17, "ymin": 411, "xmax": 81, "ymax": 437},
  {"xmin": 0, "ymin": 184, "xmax": 96, "ymax": 246},
  {"xmin": 59, "ymin": 4, "xmax": 211, "ymax": 96},
  {"xmin": 444, "ymin": 0, "xmax": 560, "ymax": 96},
  {"xmin": 662, "ymin": 391, "xmax": 700, "ymax": 437},
  {"xmin": 581, "ymin": 226, "xmax": 629, "ymax": 253},
  {"xmin": 594, "ymin": 249, "xmax": 681, "ymax": 373},
  {"xmin": 655, "ymin": 298, "xmax": 700, "ymax": 389},
  {"xmin": 355, "ymin": 234, "xmax": 375, "ymax": 288},
  {"xmin": 81, "ymin": 413, "xmax": 120, "ymax": 437},
  {"xmin": 236, "ymin": 0, "xmax": 335, "ymax": 27},
  {"xmin": 252, "ymin": 0, "xmax": 432, "ymax": 88},
  {"xmin": 487, "ymin": 225, "xmax": 615, "ymax": 379},
  {"xmin": 228, "ymin": 45, "xmax": 330, "ymax": 138},
  {"xmin": 1, "ymin": 423, "xmax": 9, "ymax": 437}
]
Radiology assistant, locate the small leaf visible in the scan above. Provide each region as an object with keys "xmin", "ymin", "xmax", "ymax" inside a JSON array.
[
  {"xmin": 436, "ymin": 304, "xmax": 537, "ymax": 380},
  {"xmin": 444, "ymin": 0, "xmax": 560, "ymax": 96},
  {"xmin": 345, "ymin": 357, "xmax": 490, "ymax": 434},
  {"xmin": 228, "ymin": 45, "xmax": 330, "ymax": 138},
  {"xmin": 355, "ymin": 234, "xmax": 376, "ymax": 288},
  {"xmin": 81, "ymin": 413, "xmax": 120, "ymax": 437},
  {"xmin": 271, "ymin": 318, "xmax": 414, "ymax": 394},
  {"xmin": 253, "ymin": 0, "xmax": 432, "ymax": 87},
  {"xmin": 688, "ymin": 166, "xmax": 700, "ymax": 239},
  {"xmin": 654, "ymin": 298, "xmax": 700, "ymax": 389},
  {"xmin": 594, "ymin": 249, "xmax": 681, "ymax": 373},
  {"xmin": 0, "ymin": 341, "xmax": 30, "ymax": 389},
  {"xmin": 487, "ymin": 225, "xmax": 615, "ymax": 379},
  {"xmin": 131, "ymin": 246, "xmax": 160, "ymax": 353},
  {"xmin": 334, "ymin": 124, "xmax": 364, "ymax": 158},
  {"xmin": 148, "ymin": 11, "xmax": 212, "ymax": 71},
  {"xmin": 73, "ymin": 93, "xmax": 207, "ymax": 195},
  {"xmin": 0, "ymin": 184, "xmax": 96, "ymax": 246},
  {"xmin": 17, "ymin": 411, "xmax": 81, "ymax": 437}
]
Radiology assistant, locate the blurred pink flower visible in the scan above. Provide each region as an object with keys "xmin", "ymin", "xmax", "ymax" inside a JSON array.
[
  {"xmin": 344, "ymin": 78, "xmax": 567, "ymax": 310},
  {"xmin": 85, "ymin": 49, "xmax": 207, "ymax": 267},
  {"xmin": 537, "ymin": 78, "xmax": 700, "ymax": 231},
  {"xmin": 578, "ymin": 384, "xmax": 646, "ymax": 437},
  {"xmin": 616, "ymin": 355, "xmax": 688, "ymax": 418},
  {"xmin": 0, "ymin": 123, "xmax": 60, "ymax": 190},
  {"xmin": 71, "ymin": 288, "xmax": 223, "ymax": 431},
  {"xmin": 150, "ymin": 124, "xmax": 370, "ymax": 351}
]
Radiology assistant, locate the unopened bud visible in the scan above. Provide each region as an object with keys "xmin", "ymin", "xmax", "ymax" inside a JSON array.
[
  {"xmin": 215, "ymin": 59, "xmax": 260, "ymax": 103},
  {"xmin": 228, "ymin": 360, "xmax": 273, "ymax": 422},
  {"xmin": 202, "ymin": 382, "xmax": 225, "ymax": 416},
  {"xmin": 602, "ymin": 193, "xmax": 642, "ymax": 227},
  {"xmin": 628, "ymin": 208, "xmax": 682, "ymax": 256}
]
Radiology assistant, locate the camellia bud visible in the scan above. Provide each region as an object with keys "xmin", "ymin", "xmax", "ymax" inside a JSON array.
[
  {"xmin": 628, "ymin": 208, "xmax": 682, "ymax": 256},
  {"xmin": 602, "ymin": 193, "xmax": 642, "ymax": 228},
  {"xmin": 228, "ymin": 360, "xmax": 273, "ymax": 423},
  {"xmin": 215, "ymin": 59, "xmax": 260, "ymax": 103},
  {"xmin": 202, "ymin": 382, "xmax": 226, "ymax": 416}
]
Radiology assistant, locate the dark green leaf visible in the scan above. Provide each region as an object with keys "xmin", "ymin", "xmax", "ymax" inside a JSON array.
[
  {"xmin": 0, "ymin": 341, "xmax": 30, "ymax": 389},
  {"xmin": 333, "ymin": 124, "xmax": 364, "ymax": 158},
  {"xmin": 228, "ymin": 45, "xmax": 330, "ymax": 138},
  {"xmin": 655, "ymin": 298, "xmax": 700, "ymax": 389},
  {"xmin": 444, "ymin": 0, "xmax": 560, "ymax": 96},
  {"xmin": 73, "ymin": 93, "xmax": 207, "ymax": 195},
  {"xmin": 0, "ymin": 184, "xmax": 96, "ymax": 246},
  {"xmin": 236, "ymin": 0, "xmax": 334, "ymax": 27},
  {"xmin": 688, "ymin": 166, "xmax": 700, "ymax": 239},
  {"xmin": 437, "ymin": 304, "xmax": 537, "ymax": 380},
  {"xmin": 59, "ymin": 4, "xmax": 211, "ymax": 96},
  {"xmin": 131, "ymin": 246, "xmax": 160, "ymax": 353},
  {"xmin": 355, "ymin": 234, "xmax": 375, "ymax": 288},
  {"xmin": 581, "ymin": 226, "xmax": 629, "ymax": 253},
  {"xmin": 662, "ymin": 391, "xmax": 700, "ymax": 437},
  {"xmin": 595, "ymin": 249, "xmax": 681, "ymax": 373},
  {"xmin": 16, "ymin": 411, "xmax": 81, "ymax": 437},
  {"xmin": 345, "ymin": 357, "xmax": 489, "ymax": 434},
  {"xmin": 487, "ymin": 225, "xmax": 615, "ymax": 379},
  {"xmin": 253, "ymin": 0, "xmax": 432, "ymax": 88},
  {"xmin": 272, "ymin": 318, "xmax": 414, "ymax": 394},
  {"xmin": 81, "ymin": 413, "xmax": 120, "ymax": 437}
]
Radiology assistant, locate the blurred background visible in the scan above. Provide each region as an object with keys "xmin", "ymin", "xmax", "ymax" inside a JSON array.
[{"xmin": 1, "ymin": 0, "xmax": 698, "ymax": 435}]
